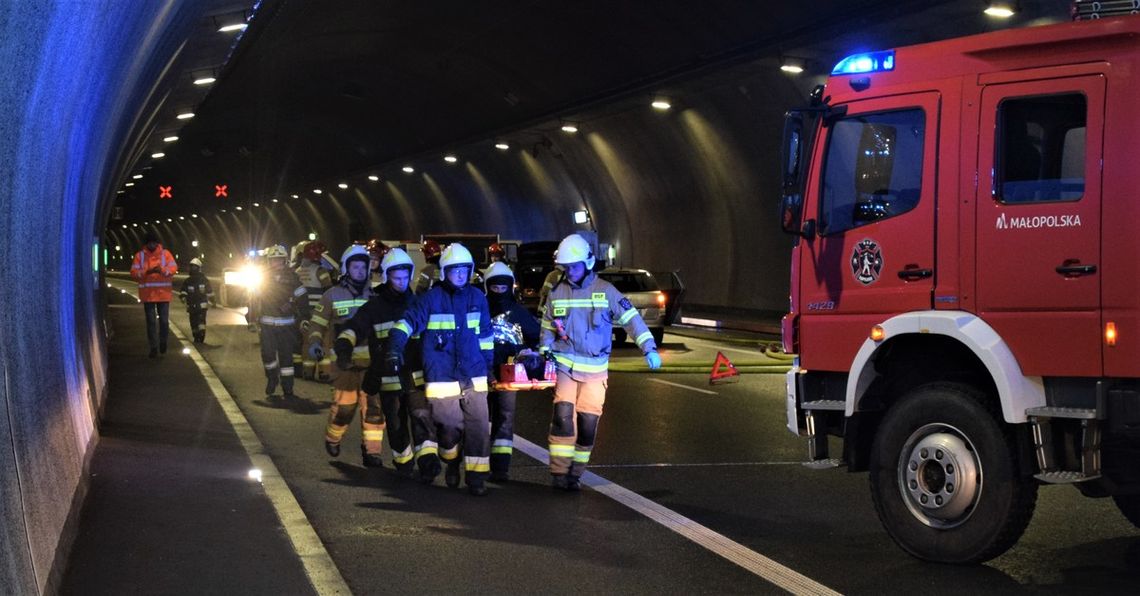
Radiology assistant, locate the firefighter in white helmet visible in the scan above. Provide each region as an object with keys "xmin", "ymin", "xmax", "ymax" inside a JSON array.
[
  {"xmin": 385, "ymin": 243, "xmax": 494, "ymax": 496},
  {"xmin": 336, "ymin": 248, "xmax": 436, "ymax": 479},
  {"xmin": 540, "ymin": 234, "xmax": 661, "ymax": 491},
  {"xmin": 248, "ymin": 244, "xmax": 310, "ymax": 400},
  {"xmin": 309, "ymin": 244, "xmax": 382, "ymax": 466},
  {"xmin": 178, "ymin": 257, "xmax": 215, "ymax": 343}
]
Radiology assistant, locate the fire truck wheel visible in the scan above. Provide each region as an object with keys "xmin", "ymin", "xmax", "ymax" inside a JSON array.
[
  {"xmin": 869, "ymin": 382, "xmax": 1038, "ymax": 564},
  {"xmin": 1113, "ymin": 495, "xmax": 1140, "ymax": 528}
]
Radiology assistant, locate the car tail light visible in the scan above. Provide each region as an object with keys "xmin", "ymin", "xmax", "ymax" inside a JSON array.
[{"xmin": 656, "ymin": 292, "xmax": 666, "ymax": 307}]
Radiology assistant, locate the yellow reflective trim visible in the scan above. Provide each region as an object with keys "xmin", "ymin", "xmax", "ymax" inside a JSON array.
[
  {"xmin": 362, "ymin": 430, "xmax": 384, "ymax": 441},
  {"xmin": 427, "ymin": 321, "xmax": 457, "ymax": 330},
  {"xmin": 394, "ymin": 320, "xmax": 412, "ymax": 335},
  {"xmin": 541, "ymin": 320, "xmax": 556, "ymax": 330},
  {"xmin": 479, "ymin": 340, "xmax": 493, "ymax": 350},
  {"xmin": 635, "ymin": 331, "xmax": 653, "ymax": 346},
  {"xmin": 491, "ymin": 446, "xmax": 513, "ymax": 454},
  {"xmin": 573, "ymin": 450, "xmax": 591, "ymax": 463},
  {"xmin": 425, "ymin": 381, "xmax": 461, "ymax": 398},
  {"xmin": 617, "ymin": 308, "xmax": 637, "ymax": 326},
  {"xmin": 553, "ymin": 354, "xmax": 608, "ymax": 373},
  {"xmin": 466, "ymin": 462, "xmax": 490, "ymax": 473},
  {"xmin": 393, "ymin": 447, "xmax": 414, "ymax": 464},
  {"xmin": 310, "ymin": 315, "xmax": 329, "ymax": 327},
  {"xmin": 549, "ymin": 445, "xmax": 575, "ymax": 457},
  {"xmin": 592, "ymin": 292, "xmax": 606, "ymax": 301},
  {"xmin": 337, "ymin": 329, "xmax": 357, "ymax": 342},
  {"xmin": 374, "ymin": 328, "xmax": 390, "ymax": 339},
  {"xmin": 326, "ymin": 427, "xmax": 347, "ymax": 439},
  {"xmin": 472, "ymin": 376, "xmax": 488, "ymax": 392}
]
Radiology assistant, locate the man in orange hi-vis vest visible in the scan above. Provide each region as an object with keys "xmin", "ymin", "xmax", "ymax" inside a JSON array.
[{"xmin": 130, "ymin": 230, "xmax": 178, "ymax": 358}]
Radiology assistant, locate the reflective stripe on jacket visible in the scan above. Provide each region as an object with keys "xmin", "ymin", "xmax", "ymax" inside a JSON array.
[
  {"xmin": 179, "ymin": 272, "xmax": 214, "ymax": 311},
  {"xmin": 309, "ymin": 279, "xmax": 373, "ymax": 366},
  {"xmin": 340, "ymin": 284, "xmax": 425, "ymax": 395},
  {"xmin": 539, "ymin": 271, "xmax": 657, "ymax": 381},
  {"xmin": 130, "ymin": 246, "xmax": 178, "ymax": 302}
]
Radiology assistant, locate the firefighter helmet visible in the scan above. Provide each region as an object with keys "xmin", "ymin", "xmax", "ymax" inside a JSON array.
[
  {"xmin": 440, "ymin": 243, "xmax": 474, "ymax": 272},
  {"xmin": 488, "ymin": 242, "xmax": 505, "ymax": 260},
  {"xmin": 303, "ymin": 241, "xmax": 326, "ymax": 262},
  {"xmin": 189, "ymin": 257, "xmax": 203, "ymax": 267},
  {"xmin": 365, "ymin": 238, "xmax": 388, "ymax": 260},
  {"xmin": 379, "ymin": 247, "xmax": 415, "ymax": 283},
  {"xmin": 264, "ymin": 244, "xmax": 288, "ymax": 260},
  {"xmin": 555, "ymin": 234, "xmax": 595, "ymax": 270},
  {"xmin": 421, "ymin": 238, "xmax": 442, "ymax": 261},
  {"xmin": 483, "ymin": 261, "xmax": 514, "ymax": 290},
  {"xmin": 340, "ymin": 243, "xmax": 370, "ymax": 272}
]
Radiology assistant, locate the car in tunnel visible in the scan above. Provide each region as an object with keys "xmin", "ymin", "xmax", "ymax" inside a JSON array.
[{"xmin": 597, "ymin": 268, "xmax": 673, "ymax": 346}]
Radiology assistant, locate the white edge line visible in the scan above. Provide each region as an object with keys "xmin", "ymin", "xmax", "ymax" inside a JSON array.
[
  {"xmin": 647, "ymin": 377, "xmax": 718, "ymax": 395},
  {"xmin": 116, "ymin": 281, "xmax": 350, "ymax": 596},
  {"xmin": 510, "ymin": 435, "xmax": 841, "ymax": 596}
]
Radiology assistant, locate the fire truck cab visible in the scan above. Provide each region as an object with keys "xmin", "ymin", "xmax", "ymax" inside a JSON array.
[{"xmin": 780, "ymin": 8, "xmax": 1140, "ymax": 564}]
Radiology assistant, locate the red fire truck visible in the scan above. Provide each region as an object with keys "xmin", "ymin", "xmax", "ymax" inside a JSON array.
[{"xmin": 780, "ymin": 5, "xmax": 1140, "ymax": 564}]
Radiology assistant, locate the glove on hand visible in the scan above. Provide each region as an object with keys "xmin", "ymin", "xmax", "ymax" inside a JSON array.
[
  {"xmin": 645, "ymin": 351, "xmax": 662, "ymax": 370},
  {"xmin": 383, "ymin": 353, "xmax": 403, "ymax": 376}
]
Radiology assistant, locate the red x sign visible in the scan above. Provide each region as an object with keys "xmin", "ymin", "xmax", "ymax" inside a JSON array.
[
  {"xmin": 159, "ymin": 186, "xmax": 172, "ymax": 199},
  {"xmin": 215, "ymin": 184, "xmax": 228, "ymax": 198}
]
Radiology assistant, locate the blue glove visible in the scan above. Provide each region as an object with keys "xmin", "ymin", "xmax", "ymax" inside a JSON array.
[{"xmin": 645, "ymin": 351, "xmax": 662, "ymax": 370}]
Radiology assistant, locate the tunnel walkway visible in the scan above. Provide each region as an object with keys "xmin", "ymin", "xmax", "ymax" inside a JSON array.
[{"xmin": 60, "ymin": 294, "xmax": 316, "ymax": 595}]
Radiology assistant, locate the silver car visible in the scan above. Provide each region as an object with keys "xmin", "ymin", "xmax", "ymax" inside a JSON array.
[{"xmin": 597, "ymin": 268, "xmax": 667, "ymax": 346}]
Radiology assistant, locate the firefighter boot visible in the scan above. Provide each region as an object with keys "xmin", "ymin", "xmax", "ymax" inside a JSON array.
[
  {"xmin": 565, "ymin": 475, "xmax": 582, "ymax": 492},
  {"xmin": 265, "ymin": 377, "xmax": 279, "ymax": 397},
  {"xmin": 445, "ymin": 459, "xmax": 461, "ymax": 489},
  {"xmin": 325, "ymin": 441, "xmax": 340, "ymax": 457},
  {"xmin": 394, "ymin": 460, "xmax": 415, "ymax": 479},
  {"xmin": 551, "ymin": 474, "xmax": 570, "ymax": 490},
  {"xmin": 468, "ymin": 478, "xmax": 487, "ymax": 497},
  {"xmin": 418, "ymin": 454, "xmax": 441, "ymax": 485},
  {"xmin": 362, "ymin": 446, "xmax": 384, "ymax": 468}
]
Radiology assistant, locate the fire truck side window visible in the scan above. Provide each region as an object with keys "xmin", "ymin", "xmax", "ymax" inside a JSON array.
[
  {"xmin": 996, "ymin": 93, "xmax": 1086, "ymax": 203},
  {"xmin": 818, "ymin": 108, "xmax": 924, "ymax": 236}
]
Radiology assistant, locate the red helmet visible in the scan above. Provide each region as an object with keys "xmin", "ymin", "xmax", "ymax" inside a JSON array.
[
  {"xmin": 421, "ymin": 239, "xmax": 442, "ymax": 260},
  {"xmin": 302, "ymin": 241, "xmax": 326, "ymax": 261},
  {"xmin": 488, "ymin": 242, "xmax": 505, "ymax": 259},
  {"xmin": 365, "ymin": 238, "xmax": 388, "ymax": 259}
]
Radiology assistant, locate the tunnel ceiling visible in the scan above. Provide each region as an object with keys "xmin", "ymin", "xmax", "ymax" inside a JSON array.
[{"xmin": 119, "ymin": 0, "xmax": 1071, "ymax": 222}]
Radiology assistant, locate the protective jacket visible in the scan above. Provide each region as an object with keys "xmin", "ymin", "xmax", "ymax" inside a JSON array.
[
  {"xmin": 389, "ymin": 281, "xmax": 494, "ymax": 399},
  {"xmin": 130, "ymin": 245, "xmax": 178, "ymax": 302},
  {"xmin": 296, "ymin": 259, "xmax": 334, "ymax": 312},
  {"xmin": 337, "ymin": 284, "xmax": 425, "ymax": 395},
  {"xmin": 308, "ymin": 277, "xmax": 373, "ymax": 368},
  {"xmin": 249, "ymin": 266, "xmax": 308, "ymax": 327},
  {"xmin": 540, "ymin": 271, "xmax": 657, "ymax": 381},
  {"xmin": 179, "ymin": 271, "xmax": 214, "ymax": 312}
]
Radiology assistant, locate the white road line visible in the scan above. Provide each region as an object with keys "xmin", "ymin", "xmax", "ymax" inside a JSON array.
[
  {"xmin": 117, "ymin": 283, "xmax": 350, "ymax": 596},
  {"xmin": 577, "ymin": 461, "xmax": 803, "ymax": 468},
  {"xmin": 511, "ymin": 436, "xmax": 840, "ymax": 596},
  {"xmin": 647, "ymin": 377, "xmax": 718, "ymax": 395}
]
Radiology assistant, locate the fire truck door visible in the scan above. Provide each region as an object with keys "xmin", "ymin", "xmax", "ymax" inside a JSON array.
[
  {"xmin": 798, "ymin": 92, "xmax": 939, "ymax": 371},
  {"xmin": 976, "ymin": 75, "xmax": 1104, "ymax": 376}
]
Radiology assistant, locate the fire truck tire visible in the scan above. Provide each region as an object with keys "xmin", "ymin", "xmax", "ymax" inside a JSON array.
[
  {"xmin": 1113, "ymin": 495, "xmax": 1140, "ymax": 528},
  {"xmin": 869, "ymin": 382, "xmax": 1038, "ymax": 564}
]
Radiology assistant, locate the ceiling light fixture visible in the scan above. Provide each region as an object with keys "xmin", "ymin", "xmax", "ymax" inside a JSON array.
[
  {"xmin": 984, "ymin": 1, "xmax": 1017, "ymax": 17},
  {"xmin": 176, "ymin": 112, "xmax": 195, "ymax": 120},
  {"xmin": 218, "ymin": 23, "xmax": 247, "ymax": 33},
  {"xmin": 560, "ymin": 121, "xmax": 579, "ymax": 134},
  {"xmin": 780, "ymin": 57, "xmax": 806, "ymax": 74},
  {"xmin": 125, "ymin": 182, "xmax": 135, "ymax": 187},
  {"xmin": 368, "ymin": 175, "xmax": 379, "ymax": 181},
  {"xmin": 313, "ymin": 189, "xmax": 322, "ymax": 194},
  {"xmin": 291, "ymin": 194, "xmax": 299, "ymax": 198},
  {"xmin": 193, "ymin": 77, "xmax": 216, "ymax": 86},
  {"xmin": 338, "ymin": 183, "xmax": 348, "ymax": 189},
  {"xmin": 132, "ymin": 174, "xmax": 143, "ymax": 179},
  {"xmin": 252, "ymin": 202, "xmax": 260, "ymax": 207},
  {"xmin": 495, "ymin": 142, "xmax": 509, "ymax": 150},
  {"xmin": 235, "ymin": 206, "xmax": 243, "ymax": 211},
  {"xmin": 444, "ymin": 155, "xmax": 458, "ymax": 163},
  {"xmin": 191, "ymin": 213, "xmax": 198, "ymax": 218},
  {"xmin": 651, "ymin": 99, "xmax": 671, "ymax": 110},
  {"xmin": 402, "ymin": 165, "xmax": 415, "ymax": 174},
  {"xmin": 151, "ymin": 152, "xmax": 165, "ymax": 159},
  {"xmin": 163, "ymin": 135, "xmax": 179, "ymax": 143}
]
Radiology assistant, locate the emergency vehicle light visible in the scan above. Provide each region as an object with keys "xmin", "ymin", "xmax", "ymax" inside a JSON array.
[
  {"xmin": 870, "ymin": 325, "xmax": 885, "ymax": 342},
  {"xmin": 1106, "ymin": 322, "xmax": 1117, "ymax": 347},
  {"xmin": 831, "ymin": 50, "xmax": 895, "ymax": 76}
]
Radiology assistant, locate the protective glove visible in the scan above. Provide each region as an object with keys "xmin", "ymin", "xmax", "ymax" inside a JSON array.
[
  {"xmin": 383, "ymin": 353, "xmax": 403, "ymax": 376},
  {"xmin": 336, "ymin": 351, "xmax": 353, "ymax": 371},
  {"xmin": 645, "ymin": 351, "xmax": 662, "ymax": 370},
  {"xmin": 308, "ymin": 344, "xmax": 324, "ymax": 360}
]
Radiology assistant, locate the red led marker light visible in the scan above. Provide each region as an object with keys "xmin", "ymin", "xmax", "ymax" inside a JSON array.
[
  {"xmin": 215, "ymin": 184, "xmax": 228, "ymax": 198},
  {"xmin": 159, "ymin": 186, "xmax": 172, "ymax": 199}
]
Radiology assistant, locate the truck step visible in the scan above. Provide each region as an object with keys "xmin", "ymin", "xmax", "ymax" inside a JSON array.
[
  {"xmin": 1034, "ymin": 470, "xmax": 1101, "ymax": 484},
  {"xmin": 802, "ymin": 400, "xmax": 845, "ymax": 411},
  {"xmin": 1026, "ymin": 406, "xmax": 1099, "ymax": 420},
  {"xmin": 801, "ymin": 458, "xmax": 843, "ymax": 470}
]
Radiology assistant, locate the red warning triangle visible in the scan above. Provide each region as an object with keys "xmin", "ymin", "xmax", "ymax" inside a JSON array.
[{"xmin": 709, "ymin": 351, "xmax": 739, "ymax": 385}]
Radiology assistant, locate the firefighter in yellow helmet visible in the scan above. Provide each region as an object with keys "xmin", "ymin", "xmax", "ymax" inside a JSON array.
[
  {"xmin": 309, "ymin": 244, "xmax": 382, "ymax": 466},
  {"xmin": 540, "ymin": 234, "xmax": 661, "ymax": 491}
]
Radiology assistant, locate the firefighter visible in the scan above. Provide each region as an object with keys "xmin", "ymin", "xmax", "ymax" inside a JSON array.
[
  {"xmin": 537, "ymin": 249, "xmax": 562, "ymax": 315},
  {"xmin": 385, "ymin": 243, "xmax": 494, "ymax": 496},
  {"xmin": 130, "ymin": 231, "xmax": 179, "ymax": 358},
  {"xmin": 414, "ymin": 238, "xmax": 442, "ymax": 294},
  {"xmin": 540, "ymin": 234, "xmax": 661, "ymax": 491},
  {"xmin": 296, "ymin": 241, "xmax": 335, "ymax": 380},
  {"xmin": 484, "ymin": 261, "xmax": 540, "ymax": 482},
  {"xmin": 336, "ymin": 248, "xmax": 435, "ymax": 479},
  {"xmin": 309, "ymin": 244, "xmax": 380, "ymax": 465},
  {"xmin": 365, "ymin": 238, "xmax": 387, "ymax": 288},
  {"xmin": 249, "ymin": 244, "xmax": 309, "ymax": 400},
  {"xmin": 178, "ymin": 258, "xmax": 215, "ymax": 343}
]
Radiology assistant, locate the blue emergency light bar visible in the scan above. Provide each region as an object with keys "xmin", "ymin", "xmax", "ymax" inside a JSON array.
[{"xmin": 831, "ymin": 50, "xmax": 895, "ymax": 76}]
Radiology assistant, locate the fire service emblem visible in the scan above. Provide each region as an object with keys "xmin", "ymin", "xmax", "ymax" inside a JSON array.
[{"xmin": 850, "ymin": 239, "xmax": 883, "ymax": 285}]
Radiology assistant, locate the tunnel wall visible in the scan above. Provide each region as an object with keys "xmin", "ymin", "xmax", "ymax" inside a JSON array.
[
  {"xmin": 0, "ymin": 1, "xmax": 206, "ymax": 592},
  {"xmin": 108, "ymin": 64, "xmax": 815, "ymax": 316}
]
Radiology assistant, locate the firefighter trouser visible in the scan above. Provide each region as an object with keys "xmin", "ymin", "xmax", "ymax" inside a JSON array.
[
  {"xmin": 487, "ymin": 390, "xmax": 517, "ymax": 475},
  {"xmin": 188, "ymin": 308, "xmax": 207, "ymax": 342},
  {"xmin": 260, "ymin": 323, "xmax": 298, "ymax": 394},
  {"xmin": 325, "ymin": 369, "xmax": 385, "ymax": 455},
  {"xmin": 143, "ymin": 301, "xmax": 170, "ymax": 351},
  {"xmin": 548, "ymin": 372, "xmax": 605, "ymax": 477},
  {"xmin": 381, "ymin": 388, "xmax": 432, "ymax": 469},
  {"xmin": 431, "ymin": 388, "xmax": 490, "ymax": 485}
]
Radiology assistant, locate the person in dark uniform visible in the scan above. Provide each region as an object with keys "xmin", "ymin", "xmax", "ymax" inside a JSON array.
[{"xmin": 178, "ymin": 257, "xmax": 215, "ymax": 343}]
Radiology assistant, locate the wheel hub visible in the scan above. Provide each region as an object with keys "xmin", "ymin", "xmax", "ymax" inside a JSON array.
[{"xmin": 899, "ymin": 424, "xmax": 981, "ymax": 529}]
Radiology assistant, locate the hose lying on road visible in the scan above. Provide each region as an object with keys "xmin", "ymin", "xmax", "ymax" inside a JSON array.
[{"xmin": 608, "ymin": 361, "xmax": 792, "ymax": 374}]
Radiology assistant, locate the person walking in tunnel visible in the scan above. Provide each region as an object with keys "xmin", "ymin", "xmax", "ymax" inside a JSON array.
[
  {"xmin": 386, "ymin": 243, "xmax": 495, "ymax": 496},
  {"xmin": 484, "ymin": 261, "xmax": 541, "ymax": 482},
  {"xmin": 309, "ymin": 244, "xmax": 379, "ymax": 465},
  {"xmin": 130, "ymin": 230, "xmax": 178, "ymax": 358},
  {"xmin": 540, "ymin": 234, "xmax": 661, "ymax": 492},
  {"xmin": 414, "ymin": 238, "xmax": 442, "ymax": 295},
  {"xmin": 365, "ymin": 238, "xmax": 387, "ymax": 289},
  {"xmin": 248, "ymin": 244, "xmax": 309, "ymax": 401},
  {"xmin": 296, "ymin": 240, "xmax": 335, "ymax": 380},
  {"xmin": 337, "ymin": 247, "xmax": 435, "ymax": 479},
  {"xmin": 178, "ymin": 257, "xmax": 215, "ymax": 344}
]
